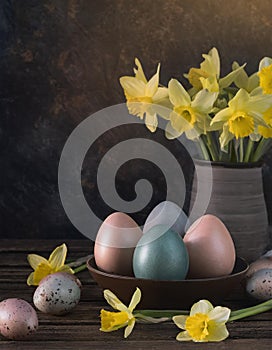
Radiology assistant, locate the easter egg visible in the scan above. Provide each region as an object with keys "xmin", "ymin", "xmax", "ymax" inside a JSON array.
[
  {"xmin": 143, "ymin": 201, "xmax": 188, "ymax": 236},
  {"xmin": 184, "ymin": 214, "xmax": 236, "ymax": 278},
  {"xmin": 246, "ymin": 269, "xmax": 272, "ymax": 301},
  {"xmin": 0, "ymin": 299, "xmax": 38, "ymax": 340},
  {"xmin": 94, "ymin": 212, "xmax": 143, "ymax": 276},
  {"xmin": 246, "ymin": 255, "xmax": 272, "ymax": 278},
  {"xmin": 33, "ymin": 272, "xmax": 82, "ymax": 315},
  {"xmin": 133, "ymin": 225, "xmax": 189, "ymax": 280}
]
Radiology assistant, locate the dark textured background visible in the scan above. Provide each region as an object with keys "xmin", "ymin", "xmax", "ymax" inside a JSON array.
[{"xmin": 1, "ymin": 0, "xmax": 272, "ymax": 239}]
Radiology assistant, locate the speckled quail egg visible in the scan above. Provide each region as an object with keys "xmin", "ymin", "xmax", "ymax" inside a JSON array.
[
  {"xmin": 246, "ymin": 269, "xmax": 272, "ymax": 301},
  {"xmin": 0, "ymin": 298, "xmax": 38, "ymax": 340},
  {"xmin": 33, "ymin": 272, "xmax": 82, "ymax": 315}
]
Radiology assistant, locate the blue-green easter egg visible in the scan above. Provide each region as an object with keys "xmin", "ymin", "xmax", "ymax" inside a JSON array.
[{"xmin": 133, "ymin": 225, "xmax": 189, "ymax": 280}]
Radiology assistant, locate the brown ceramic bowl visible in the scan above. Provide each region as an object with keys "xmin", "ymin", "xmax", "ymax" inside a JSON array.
[{"xmin": 87, "ymin": 256, "xmax": 248, "ymax": 309}]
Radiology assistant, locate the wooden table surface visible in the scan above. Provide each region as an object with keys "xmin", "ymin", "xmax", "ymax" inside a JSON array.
[{"xmin": 0, "ymin": 239, "xmax": 271, "ymax": 349}]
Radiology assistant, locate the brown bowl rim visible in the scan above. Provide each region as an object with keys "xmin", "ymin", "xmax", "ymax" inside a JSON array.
[{"xmin": 87, "ymin": 256, "xmax": 249, "ymax": 283}]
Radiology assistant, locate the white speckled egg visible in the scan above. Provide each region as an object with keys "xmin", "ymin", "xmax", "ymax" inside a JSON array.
[
  {"xmin": 0, "ymin": 298, "xmax": 38, "ymax": 340},
  {"xmin": 143, "ymin": 201, "xmax": 188, "ymax": 236},
  {"xmin": 246, "ymin": 269, "xmax": 272, "ymax": 300},
  {"xmin": 246, "ymin": 256, "xmax": 272, "ymax": 278},
  {"xmin": 33, "ymin": 272, "xmax": 81, "ymax": 315}
]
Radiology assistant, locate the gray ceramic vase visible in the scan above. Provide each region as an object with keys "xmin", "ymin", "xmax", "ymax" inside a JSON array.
[{"xmin": 189, "ymin": 160, "xmax": 269, "ymax": 263}]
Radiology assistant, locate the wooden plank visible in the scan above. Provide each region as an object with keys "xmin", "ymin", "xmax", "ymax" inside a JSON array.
[
  {"xmin": 0, "ymin": 339, "xmax": 272, "ymax": 350},
  {"xmin": 0, "ymin": 339, "xmax": 270, "ymax": 350},
  {"xmin": 0, "ymin": 322, "xmax": 271, "ymax": 342}
]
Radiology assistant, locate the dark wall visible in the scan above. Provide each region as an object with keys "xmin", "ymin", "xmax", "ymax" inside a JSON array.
[{"xmin": 1, "ymin": 0, "xmax": 272, "ymax": 239}]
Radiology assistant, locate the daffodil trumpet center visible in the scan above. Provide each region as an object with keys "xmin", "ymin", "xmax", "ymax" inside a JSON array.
[
  {"xmin": 100, "ymin": 310, "xmax": 129, "ymax": 331},
  {"xmin": 263, "ymin": 106, "xmax": 272, "ymax": 126},
  {"xmin": 188, "ymin": 68, "xmax": 209, "ymax": 90},
  {"xmin": 174, "ymin": 106, "xmax": 196, "ymax": 125},
  {"xmin": 228, "ymin": 111, "xmax": 254, "ymax": 139},
  {"xmin": 258, "ymin": 63, "xmax": 272, "ymax": 94},
  {"xmin": 185, "ymin": 313, "xmax": 212, "ymax": 341}
]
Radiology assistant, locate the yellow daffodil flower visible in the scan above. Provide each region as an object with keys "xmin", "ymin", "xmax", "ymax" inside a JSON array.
[
  {"xmin": 258, "ymin": 106, "xmax": 272, "ymax": 138},
  {"xmin": 186, "ymin": 47, "xmax": 245, "ymax": 93},
  {"xmin": 27, "ymin": 243, "xmax": 74, "ymax": 286},
  {"xmin": 119, "ymin": 58, "xmax": 168, "ymax": 132},
  {"xmin": 211, "ymin": 88, "xmax": 272, "ymax": 149},
  {"xmin": 173, "ymin": 300, "xmax": 230, "ymax": 342},
  {"xmin": 258, "ymin": 57, "xmax": 272, "ymax": 95},
  {"xmin": 167, "ymin": 78, "xmax": 217, "ymax": 139},
  {"xmin": 100, "ymin": 287, "xmax": 141, "ymax": 338},
  {"xmin": 232, "ymin": 61, "xmax": 259, "ymax": 93}
]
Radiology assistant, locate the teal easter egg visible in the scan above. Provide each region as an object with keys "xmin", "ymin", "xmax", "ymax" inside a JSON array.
[{"xmin": 133, "ymin": 225, "xmax": 189, "ymax": 280}]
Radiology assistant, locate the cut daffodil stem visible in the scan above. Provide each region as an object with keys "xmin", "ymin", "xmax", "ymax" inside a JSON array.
[
  {"xmin": 252, "ymin": 137, "xmax": 272, "ymax": 162},
  {"xmin": 73, "ymin": 263, "xmax": 87, "ymax": 274},
  {"xmin": 134, "ymin": 299, "xmax": 272, "ymax": 323},
  {"xmin": 228, "ymin": 299, "xmax": 272, "ymax": 322},
  {"xmin": 244, "ymin": 138, "xmax": 254, "ymax": 162}
]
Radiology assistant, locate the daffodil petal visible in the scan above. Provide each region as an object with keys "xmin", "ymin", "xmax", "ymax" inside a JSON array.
[
  {"xmin": 173, "ymin": 315, "xmax": 188, "ymax": 330},
  {"xmin": 191, "ymin": 90, "xmax": 217, "ymax": 112},
  {"xmin": 248, "ymin": 73, "xmax": 259, "ymax": 92},
  {"xmin": 190, "ymin": 300, "xmax": 214, "ymax": 316},
  {"xmin": 120, "ymin": 77, "xmax": 146, "ymax": 97},
  {"xmin": 27, "ymin": 254, "xmax": 48, "ymax": 270},
  {"xmin": 229, "ymin": 89, "xmax": 249, "ymax": 111},
  {"xmin": 145, "ymin": 64, "xmax": 160, "ymax": 97},
  {"xmin": 176, "ymin": 330, "xmax": 192, "ymax": 342},
  {"xmin": 199, "ymin": 76, "xmax": 219, "ymax": 92},
  {"xmin": 103, "ymin": 289, "xmax": 128, "ymax": 312},
  {"xmin": 200, "ymin": 47, "xmax": 220, "ymax": 77},
  {"xmin": 232, "ymin": 61, "xmax": 249, "ymax": 90},
  {"xmin": 211, "ymin": 108, "xmax": 231, "ymax": 124},
  {"xmin": 152, "ymin": 103, "xmax": 171, "ymax": 120},
  {"xmin": 32, "ymin": 262, "xmax": 52, "ymax": 285},
  {"xmin": 58, "ymin": 264, "xmax": 75, "ymax": 274},
  {"xmin": 145, "ymin": 113, "xmax": 158, "ymax": 132},
  {"xmin": 245, "ymin": 94, "xmax": 272, "ymax": 116},
  {"xmin": 134, "ymin": 58, "xmax": 147, "ymax": 83},
  {"xmin": 165, "ymin": 121, "xmax": 182, "ymax": 139},
  {"xmin": 49, "ymin": 243, "xmax": 67, "ymax": 269},
  {"xmin": 153, "ymin": 87, "xmax": 168, "ymax": 102},
  {"xmin": 128, "ymin": 287, "xmax": 141, "ymax": 311},
  {"xmin": 219, "ymin": 63, "xmax": 246, "ymax": 89},
  {"xmin": 26, "ymin": 272, "xmax": 35, "ymax": 286},
  {"xmin": 170, "ymin": 111, "xmax": 192, "ymax": 133},
  {"xmin": 220, "ymin": 124, "xmax": 234, "ymax": 149},
  {"xmin": 259, "ymin": 57, "xmax": 272, "ymax": 70},
  {"xmin": 185, "ymin": 127, "xmax": 201, "ymax": 140},
  {"xmin": 206, "ymin": 323, "xmax": 229, "ymax": 342},
  {"xmin": 168, "ymin": 79, "xmax": 191, "ymax": 106},
  {"xmin": 124, "ymin": 319, "xmax": 135, "ymax": 338},
  {"xmin": 208, "ymin": 306, "xmax": 231, "ymax": 323}
]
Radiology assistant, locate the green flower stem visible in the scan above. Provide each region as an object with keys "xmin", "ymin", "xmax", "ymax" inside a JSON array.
[
  {"xmin": 239, "ymin": 138, "xmax": 244, "ymax": 162},
  {"xmin": 135, "ymin": 299, "xmax": 272, "ymax": 324},
  {"xmin": 68, "ymin": 255, "xmax": 92, "ymax": 267},
  {"xmin": 252, "ymin": 138, "xmax": 272, "ymax": 162},
  {"xmin": 73, "ymin": 263, "xmax": 87, "ymax": 273},
  {"xmin": 206, "ymin": 133, "xmax": 219, "ymax": 161},
  {"xmin": 228, "ymin": 299, "xmax": 272, "ymax": 322},
  {"xmin": 198, "ymin": 137, "xmax": 211, "ymax": 161},
  {"xmin": 244, "ymin": 138, "xmax": 254, "ymax": 162},
  {"xmin": 135, "ymin": 309, "xmax": 188, "ymax": 319}
]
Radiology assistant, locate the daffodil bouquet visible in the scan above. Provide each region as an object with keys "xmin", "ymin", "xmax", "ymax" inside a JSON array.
[{"xmin": 120, "ymin": 48, "xmax": 272, "ymax": 162}]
